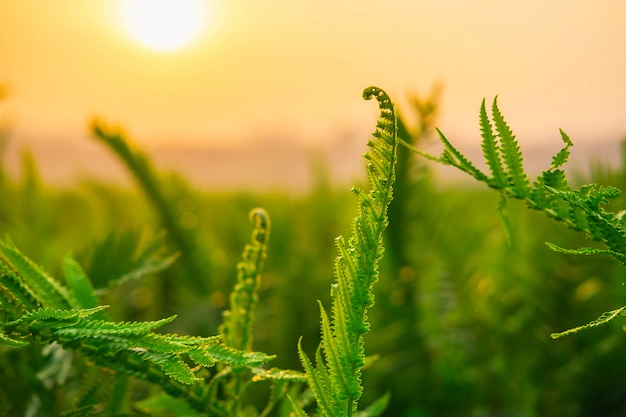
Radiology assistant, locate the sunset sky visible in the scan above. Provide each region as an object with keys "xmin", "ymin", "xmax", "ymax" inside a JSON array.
[{"xmin": 1, "ymin": 1, "xmax": 626, "ymax": 181}]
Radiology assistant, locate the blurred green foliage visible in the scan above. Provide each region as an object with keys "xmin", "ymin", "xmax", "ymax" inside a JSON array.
[{"xmin": 1, "ymin": 92, "xmax": 626, "ymax": 416}]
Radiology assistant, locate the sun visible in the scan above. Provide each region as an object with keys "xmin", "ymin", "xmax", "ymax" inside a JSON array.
[{"xmin": 120, "ymin": 0, "xmax": 208, "ymax": 52}]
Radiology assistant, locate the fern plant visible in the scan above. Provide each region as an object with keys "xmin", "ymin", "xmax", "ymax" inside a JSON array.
[
  {"xmin": 289, "ymin": 87, "xmax": 397, "ymax": 417},
  {"xmin": 405, "ymin": 96, "xmax": 626, "ymax": 338},
  {"xmin": 0, "ymin": 208, "xmax": 308, "ymax": 415},
  {"xmin": 0, "ymin": 233, "xmax": 281, "ymax": 414}
]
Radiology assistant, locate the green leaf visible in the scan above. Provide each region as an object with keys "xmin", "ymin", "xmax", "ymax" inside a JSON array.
[
  {"xmin": 297, "ymin": 338, "xmax": 335, "ymax": 417},
  {"xmin": 319, "ymin": 301, "xmax": 350, "ymax": 399},
  {"xmin": 204, "ymin": 341, "xmax": 275, "ymax": 367},
  {"xmin": 545, "ymin": 242, "xmax": 626, "ymax": 265},
  {"xmin": 219, "ymin": 208, "xmax": 271, "ymax": 352},
  {"xmin": 3, "ymin": 306, "xmax": 106, "ymax": 331},
  {"xmin": 0, "ymin": 239, "xmax": 71, "ymax": 309},
  {"xmin": 479, "ymin": 98, "xmax": 506, "ymax": 187},
  {"xmin": 187, "ymin": 347, "xmax": 217, "ymax": 368},
  {"xmin": 491, "ymin": 97, "xmax": 529, "ymax": 197},
  {"xmin": 551, "ymin": 306, "xmax": 626, "ymax": 339},
  {"xmin": 299, "ymin": 87, "xmax": 398, "ymax": 416},
  {"xmin": 53, "ymin": 315, "xmax": 176, "ymax": 338},
  {"xmin": 0, "ymin": 330, "xmax": 29, "ymax": 348},
  {"xmin": 437, "ymin": 129, "xmax": 488, "ymax": 181},
  {"xmin": 141, "ymin": 351, "xmax": 200, "ymax": 385},
  {"xmin": 551, "ymin": 129, "xmax": 573, "ymax": 169},
  {"xmin": 0, "ymin": 262, "xmax": 42, "ymax": 314}
]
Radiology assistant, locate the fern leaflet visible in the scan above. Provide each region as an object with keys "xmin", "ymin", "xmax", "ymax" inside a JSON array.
[
  {"xmin": 491, "ymin": 97, "xmax": 530, "ymax": 197},
  {"xmin": 479, "ymin": 98, "xmax": 506, "ymax": 188},
  {"xmin": 0, "ymin": 239, "xmax": 71, "ymax": 309},
  {"xmin": 551, "ymin": 307, "xmax": 626, "ymax": 339}
]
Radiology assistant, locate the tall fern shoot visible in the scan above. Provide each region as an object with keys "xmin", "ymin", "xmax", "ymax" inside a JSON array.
[{"xmin": 291, "ymin": 87, "xmax": 397, "ymax": 417}]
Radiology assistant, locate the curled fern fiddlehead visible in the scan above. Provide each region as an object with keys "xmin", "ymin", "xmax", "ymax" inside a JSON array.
[
  {"xmin": 292, "ymin": 87, "xmax": 397, "ymax": 417},
  {"xmin": 220, "ymin": 207, "xmax": 270, "ymax": 352}
]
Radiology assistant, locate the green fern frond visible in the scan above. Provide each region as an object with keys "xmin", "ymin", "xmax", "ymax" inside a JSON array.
[
  {"xmin": 547, "ymin": 185, "xmax": 626, "ymax": 255},
  {"xmin": 53, "ymin": 315, "xmax": 176, "ymax": 338},
  {"xmin": 0, "ymin": 261, "xmax": 42, "ymax": 317},
  {"xmin": 219, "ymin": 208, "xmax": 270, "ymax": 352},
  {"xmin": 479, "ymin": 98, "xmax": 506, "ymax": 188},
  {"xmin": 437, "ymin": 129, "xmax": 488, "ymax": 181},
  {"xmin": 407, "ymin": 95, "xmax": 626, "ymax": 338},
  {"xmin": 573, "ymin": 184, "xmax": 621, "ymax": 209},
  {"xmin": 545, "ymin": 242, "xmax": 626, "ymax": 265},
  {"xmin": 551, "ymin": 306, "xmax": 626, "ymax": 339},
  {"xmin": 204, "ymin": 342, "xmax": 275, "ymax": 368},
  {"xmin": 406, "ymin": 96, "xmax": 626, "ymax": 252},
  {"xmin": 2, "ymin": 306, "xmax": 106, "ymax": 335},
  {"xmin": 297, "ymin": 337, "xmax": 335, "ymax": 417},
  {"xmin": 297, "ymin": 87, "xmax": 397, "ymax": 417},
  {"xmin": 186, "ymin": 347, "xmax": 217, "ymax": 368},
  {"xmin": 0, "ymin": 330, "xmax": 29, "ymax": 347},
  {"xmin": 0, "ymin": 239, "xmax": 71, "ymax": 309},
  {"xmin": 0, "ymin": 306, "xmax": 106, "ymax": 350},
  {"xmin": 0, "ymin": 235, "xmax": 287, "ymax": 413},
  {"xmin": 551, "ymin": 129, "xmax": 573, "ymax": 169},
  {"xmin": 533, "ymin": 170, "xmax": 571, "ymax": 215},
  {"xmin": 542, "ymin": 169, "xmax": 570, "ymax": 191},
  {"xmin": 64, "ymin": 327, "xmax": 265, "ymax": 387},
  {"xmin": 319, "ymin": 300, "xmax": 351, "ymax": 401},
  {"xmin": 491, "ymin": 97, "xmax": 530, "ymax": 197},
  {"xmin": 140, "ymin": 350, "xmax": 201, "ymax": 384},
  {"xmin": 1, "ymin": 297, "xmax": 269, "ymax": 387},
  {"xmin": 315, "ymin": 342, "xmax": 332, "ymax": 396},
  {"xmin": 210, "ymin": 208, "xmax": 292, "ymax": 415},
  {"xmin": 92, "ymin": 348, "xmax": 201, "ymax": 387}
]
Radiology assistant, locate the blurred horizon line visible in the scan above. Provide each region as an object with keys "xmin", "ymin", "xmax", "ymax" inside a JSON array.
[{"xmin": 1, "ymin": 131, "xmax": 623, "ymax": 192}]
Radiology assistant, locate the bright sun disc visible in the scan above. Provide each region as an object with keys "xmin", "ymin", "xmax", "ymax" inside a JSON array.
[{"xmin": 121, "ymin": 0, "xmax": 207, "ymax": 52}]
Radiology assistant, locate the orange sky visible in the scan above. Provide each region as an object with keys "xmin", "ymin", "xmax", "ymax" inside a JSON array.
[{"xmin": 1, "ymin": 0, "xmax": 626, "ymax": 152}]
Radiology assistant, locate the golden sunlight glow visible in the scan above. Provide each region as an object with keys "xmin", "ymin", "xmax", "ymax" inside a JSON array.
[{"xmin": 120, "ymin": 0, "xmax": 208, "ymax": 52}]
